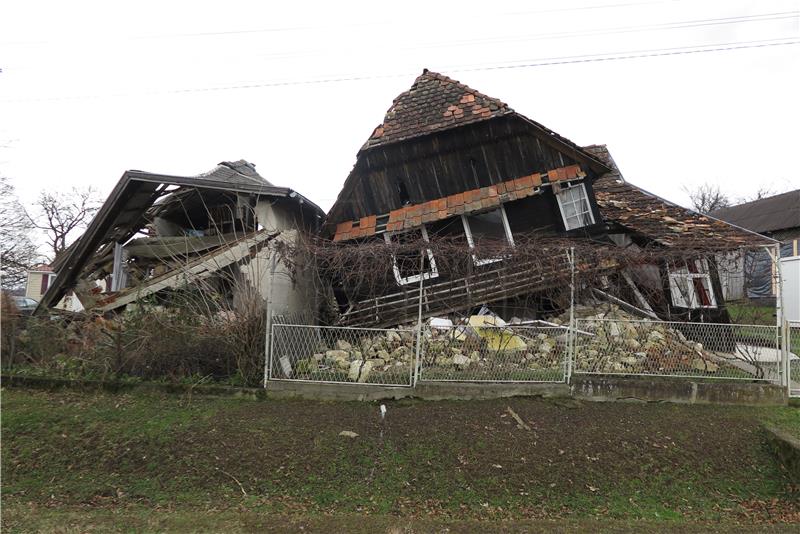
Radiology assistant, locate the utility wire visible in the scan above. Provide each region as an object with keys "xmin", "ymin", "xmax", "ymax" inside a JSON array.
[
  {"xmin": 242, "ymin": 10, "xmax": 798, "ymax": 63},
  {"xmin": 2, "ymin": 37, "xmax": 797, "ymax": 103}
]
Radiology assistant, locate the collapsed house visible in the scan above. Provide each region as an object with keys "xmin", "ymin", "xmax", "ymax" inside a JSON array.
[
  {"xmin": 37, "ymin": 160, "xmax": 324, "ymax": 316},
  {"xmin": 321, "ymin": 70, "xmax": 775, "ymax": 328}
]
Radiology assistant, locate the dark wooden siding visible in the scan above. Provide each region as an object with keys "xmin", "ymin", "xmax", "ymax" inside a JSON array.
[{"xmin": 331, "ymin": 115, "xmax": 582, "ymax": 223}]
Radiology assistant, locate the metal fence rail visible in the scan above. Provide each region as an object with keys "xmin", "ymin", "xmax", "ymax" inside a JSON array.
[
  {"xmin": 419, "ymin": 324, "xmax": 567, "ymax": 382},
  {"xmin": 573, "ymin": 319, "xmax": 780, "ymax": 381},
  {"xmin": 269, "ymin": 324, "xmax": 416, "ymax": 386}
]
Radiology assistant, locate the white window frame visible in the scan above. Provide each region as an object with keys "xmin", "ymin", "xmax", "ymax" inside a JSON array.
[
  {"xmin": 555, "ymin": 182, "xmax": 595, "ymax": 231},
  {"xmin": 384, "ymin": 225, "xmax": 439, "ymax": 286},
  {"xmin": 668, "ymin": 258, "xmax": 717, "ymax": 309},
  {"xmin": 461, "ymin": 205, "xmax": 515, "ymax": 266}
]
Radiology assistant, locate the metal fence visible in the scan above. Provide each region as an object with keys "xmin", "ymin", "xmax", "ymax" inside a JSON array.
[
  {"xmin": 269, "ymin": 324, "xmax": 416, "ymax": 386},
  {"xmin": 790, "ymin": 324, "xmax": 800, "ymax": 397},
  {"xmin": 418, "ymin": 324, "xmax": 567, "ymax": 382},
  {"xmin": 573, "ymin": 319, "xmax": 781, "ymax": 381},
  {"xmin": 267, "ymin": 319, "xmax": 793, "ymax": 388}
]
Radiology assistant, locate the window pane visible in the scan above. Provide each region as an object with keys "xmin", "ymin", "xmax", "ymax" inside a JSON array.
[
  {"xmin": 392, "ymin": 229, "xmax": 426, "ymax": 279},
  {"xmin": 561, "ymin": 200, "xmax": 578, "ymax": 220},
  {"xmin": 465, "ymin": 209, "xmax": 506, "ymax": 245},
  {"xmin": 388, "ymin": 228, "xmax": 437, "ymax": 284},
  {"xmin": 557, "ymin": 184, "xmax": 593, "ymax": 230}
]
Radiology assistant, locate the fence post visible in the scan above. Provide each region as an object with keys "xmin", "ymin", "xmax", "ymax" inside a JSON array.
[
  {"xmin": 413, "ymin": 249, "xmax": 425, "ymax": 387},
  {"xmin": 767, "ymin": 244, "xmax": 787, "ymax": 389},
  {"xmin": 263, "ymin": 251, "xmax": 279, "ymax": 388},
  {"xmin": 783, "ymin": 319, "xmax": 791, "ymax": 391},
  {"xmin": 566, "ymin": 247, "xmax": 575, "ymax": 383}
]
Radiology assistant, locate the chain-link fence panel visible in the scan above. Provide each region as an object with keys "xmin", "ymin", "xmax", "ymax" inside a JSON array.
[
  {"xmin": 790, "ymin": 324, "xmax": 800, "ymax": 397},
  {"xmin": 418, "ymin": 324, "xmax": 567, "ymax": 382},
  {"xmin": 269, "ymin": 324, "xmax": 415, "ymax": 386},
  {"xmin": 573, "ymin": 318, "xmax": 780, "ymax": 381}
]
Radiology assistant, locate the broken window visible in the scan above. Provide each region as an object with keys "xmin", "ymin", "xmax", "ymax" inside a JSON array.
[
  {"xmin": 384, "ymin": 226, "xmax": 438, "ymax": 285},
  {"xmin": 555, "ymin": 182, "xmax": 595, "ymax": 231},
  {"xmin": 668, "ymin": 258, "xmax": 717, "ymax": 309},
  {"xmin": 461, "ymin": 206, "xmax": 514, "ymax": 265}
]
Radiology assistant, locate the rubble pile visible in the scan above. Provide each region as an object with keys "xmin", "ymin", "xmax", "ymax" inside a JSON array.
[
  {"xmin": 288, "ymin": 329, "xmax": 416, "ymax": 383},
  {"xmin": 550, "ymin": 304, "xmax": 719, "ymax": 374},
  {"xmin": 422, "ymin": 319, "xmax": 565, "ymax": 377},
  {"xmin": 282, "ymin": 303, "xmax": 724, "ymax": 383}
]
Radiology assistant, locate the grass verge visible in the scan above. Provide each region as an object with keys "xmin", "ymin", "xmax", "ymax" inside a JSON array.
[{"xmin": 2, "ymin": 388, "xmax": 799, "ymax": 530}]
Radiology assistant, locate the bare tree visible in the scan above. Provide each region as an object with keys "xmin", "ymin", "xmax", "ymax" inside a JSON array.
[
  {"xmin": 0, "ymin": 176, "xmax": 39, "ymax": 289},
  {"xmin": 734, "ymin": 185, "xmax": 777, "ymax": 205},
  {"xmin": 27, "ymin": 187, "xmax": 101, "ymax": 260},
  {"xmin": 682, "ymin": 183, "xmax": 730, "ymax": 214}
]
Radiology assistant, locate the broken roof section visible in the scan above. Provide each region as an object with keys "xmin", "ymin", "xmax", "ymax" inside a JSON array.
[
  {"xmin": 585, "ymin": 145, "xmax": 776, "ymax": 250},
  {"xmin": 39, "ymin": 160, "xmax": 324, "ymax": 312}
]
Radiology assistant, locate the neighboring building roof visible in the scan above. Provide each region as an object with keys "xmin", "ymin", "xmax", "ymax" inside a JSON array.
[
  {"xmin": 710, "ymin": 189, "xmax": 800, "ymax": 235},
  {"xmin": 585, "ymin": 145, "xmax": 775, "ymax": 250},
  {"xmin": 361, "ymin": 70, "xmax": 512, "ymax": 150},
  {"xmin": 333, "ymin": 164, "xmax": 586, "ymax": 241}
]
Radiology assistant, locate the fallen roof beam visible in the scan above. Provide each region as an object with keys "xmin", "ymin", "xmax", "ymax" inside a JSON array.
[{"xmin": 96, "ymin": 230, "xmax": 277, "ymax": 312}]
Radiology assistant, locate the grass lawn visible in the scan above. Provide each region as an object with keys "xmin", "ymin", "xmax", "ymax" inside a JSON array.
[
  {"xmin": 727, "ymin": 302, "xmax": 777, "ymax": 326},
  {"xmin": 2, "ymin": 388, "xmax": 799, "ymax": 532}
]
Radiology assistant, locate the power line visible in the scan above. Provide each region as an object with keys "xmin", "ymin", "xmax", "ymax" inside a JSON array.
[
  {"xmin": 2, "ymin": 37, "xmax": 797, "ymax": 103},
  {"xmin": 242, "ymin": 11, "xmax": 798, "ymax": 63},
  {"xmin": 397, "ymin": 11, "xmax": 799, "ymax": 54},
  {"xmin": 5, "ymin": 0, "xmax": 687, "ymax": 43}
]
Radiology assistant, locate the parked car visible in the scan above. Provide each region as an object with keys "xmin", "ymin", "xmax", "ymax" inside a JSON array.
[{"xmin": 11, "ymin": 296, "xmax": 38, "ymax": 315}]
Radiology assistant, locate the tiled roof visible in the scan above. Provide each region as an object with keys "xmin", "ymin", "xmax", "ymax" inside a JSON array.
[
  {"xmin": 585, "ymin": 145, "xmax": 775, "ymax": 250},
  {"xmin": 361, "ymin": 70, "xmax": 512, "ymax": 150},
  {"xmin": 333, "ymin": 164, "xmax": 585, "ymax": 241}
]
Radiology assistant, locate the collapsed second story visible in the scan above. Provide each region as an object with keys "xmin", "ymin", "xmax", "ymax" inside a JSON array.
[
  {"xmin": 325, "ymin": 70, "xmax": 613, "ymax": 255},
  {"xmin": 321, "ymin": 70, "xmax": 774, "ymax": 327}
]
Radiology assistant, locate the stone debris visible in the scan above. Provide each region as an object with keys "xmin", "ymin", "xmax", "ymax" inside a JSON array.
[
  {"xmin": 339, "ymin": 431, "xmax": 359, "ymax": 438},
  {"xmin": 554, "ymin": 304, "xmax": 722, "ymax": 374},
  {"xmin": 278, "ymin": 304, "xmax": 727, "ymax": 382}
]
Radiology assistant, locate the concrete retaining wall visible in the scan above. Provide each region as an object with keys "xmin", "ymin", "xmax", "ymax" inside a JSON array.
[
  {"xmin": 1, "ymin": 374, "xmax": 787, "ymax": 405},
  {"xmin": 570, "ymin": 375, "xmax": 787, "ymax": 405},
  {"xmin": 764, "ymin": 425, "xmax": 800, "ymax": 482}
]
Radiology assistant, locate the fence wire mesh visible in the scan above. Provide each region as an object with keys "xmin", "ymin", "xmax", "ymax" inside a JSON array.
[
  {"xmin": 418, "ymin": 324, "xmax": 567, "ymax": 382},
  {"xmin": 269, "ymin": 324, "xmax": 415, "ymax": 386},
  {"xmin": 268, "ymin": 319, "xmax": 790, "ymax": 387},
  {"xmin": 790, "ymin": 325, "xmax": 800, "ymax": 397},
  {"xmin": 573, "ymin": 318, "xmax": 780, "ymax": 381}
]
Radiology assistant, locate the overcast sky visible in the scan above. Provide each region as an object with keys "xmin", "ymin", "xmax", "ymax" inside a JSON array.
[{"xmin": 1, "ymin": 0, "xmax": 798, "ymax": 216}]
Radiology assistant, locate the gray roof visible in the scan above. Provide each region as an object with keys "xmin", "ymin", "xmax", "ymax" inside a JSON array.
[
  {"xmin": 711, "ymin": 189, "xmax": 800, "ymax": 234},
  {"xmin": 193, "ymin": 160, "xmax": 274, "ymax": 188}
]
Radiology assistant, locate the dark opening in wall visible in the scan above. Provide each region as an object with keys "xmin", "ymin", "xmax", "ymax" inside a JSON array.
[{"xmin": 396, "ymin": 178, "xmax": 410, "ymax": 205}]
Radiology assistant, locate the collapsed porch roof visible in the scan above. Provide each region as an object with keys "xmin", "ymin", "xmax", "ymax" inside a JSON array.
[{"xmin": 37, "ymin": 161, "xmax": 324, "ymax": 313}]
